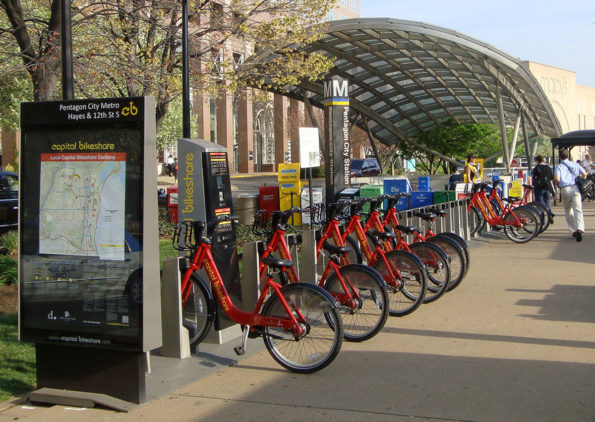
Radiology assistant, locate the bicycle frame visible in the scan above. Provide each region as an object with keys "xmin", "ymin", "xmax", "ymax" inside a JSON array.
[
  {"xmin": 181, "ymin": 238, "xmax": 305, "ymax": 335},
  {"xmin": 467, "ymin": 184, "xmax": 523, "ymax": 227},
  {"xmin": 259, "ymin": 218, "xmax": 364, "ymax": 310}
]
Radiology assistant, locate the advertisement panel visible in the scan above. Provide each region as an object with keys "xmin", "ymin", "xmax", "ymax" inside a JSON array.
[{"xmin": 19, "ymin": 97, "xmax": 158, "ymax": 351}]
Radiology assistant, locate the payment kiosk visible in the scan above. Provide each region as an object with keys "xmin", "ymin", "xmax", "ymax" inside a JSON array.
[{"xmin": 177, "ymin": 138, "xmax": 241, "ymax": 337}]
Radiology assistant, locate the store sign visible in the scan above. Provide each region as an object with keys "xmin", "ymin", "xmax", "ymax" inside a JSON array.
[{"xmin": 19, "ymin": 97, "xmax": 160, "ymax": 351}]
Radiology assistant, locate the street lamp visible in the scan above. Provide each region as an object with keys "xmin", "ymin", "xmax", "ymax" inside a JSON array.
[{"xmin": 181, "ymin": 0, "xmax": 191, "ymax": 138}]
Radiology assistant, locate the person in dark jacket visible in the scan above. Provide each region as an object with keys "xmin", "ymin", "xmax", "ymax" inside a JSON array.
[{"xmin": 532, "ymin": 155, "xmax": 554, "ymax": 216}]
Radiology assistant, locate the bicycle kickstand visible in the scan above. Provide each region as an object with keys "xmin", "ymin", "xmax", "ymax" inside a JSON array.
[{"xmin": 234, "ymin": 325, "xmax": 250, "ymax": 356}]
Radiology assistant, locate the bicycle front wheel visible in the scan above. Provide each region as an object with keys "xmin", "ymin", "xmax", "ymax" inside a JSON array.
[
  {"xmin": 503, "ymin": 206, "xmax": 539, "ymax": 243},
  {"xmin": 373, "ymin": 250, "xmax": 426, "ymax": 316},
  {"xmin": 409, "ymin": 242, "xmax": 450, "ymax": 303},
  {"xmin": 324, "ymin": 264, "xmax": 389, "ymax": 342},
  {"xmin": 261, "ymin": 283, "xmax": 343, "ymax": 373},
  {"xmin": 182, "ymin": 274, "xmax": 214, "ymax": 350}
]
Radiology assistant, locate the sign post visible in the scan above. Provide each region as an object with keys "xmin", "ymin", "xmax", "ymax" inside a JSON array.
[
  {"xmin": 323, "ymin": 76, "xmax": 350, "ymax": 206},
  {"xmin": 19, "ymin": 97, "xmax": 160, "ymax": 405},
  {"xmin": 299, "ymin": 127, "xmax": 321, "ymax": 228}
]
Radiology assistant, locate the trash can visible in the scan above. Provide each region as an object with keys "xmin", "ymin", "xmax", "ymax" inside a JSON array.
[
  {"xmin": 358, "ymin": 184, "xmax": 384, "ymax": 213},
  {"xmin": 167, "ymin": 185, "xmax": 178, "ymax": 224},
  {"xmin": 238, "ymin": 193, "xmax": 259, "ymax": 225},
  {"xmin": 259, "ymin": 185, "xmax": 279, "ymax": 218}
]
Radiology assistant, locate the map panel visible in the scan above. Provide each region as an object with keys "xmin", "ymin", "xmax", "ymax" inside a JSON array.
[{"xmin": 39, "ymin": 152, "xmax": 126, "ymax": 260}]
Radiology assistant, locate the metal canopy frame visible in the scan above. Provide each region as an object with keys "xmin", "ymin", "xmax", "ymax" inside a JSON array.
[{"xmin": 267, "ymin": 18, "xmax": 562, "ymax": 170}]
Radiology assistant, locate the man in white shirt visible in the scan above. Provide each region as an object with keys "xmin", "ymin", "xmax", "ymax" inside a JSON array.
[
  {"xmin": 580, "ymin": 154, "xmax": 592, "ymax": 173},
  {"xmin": 554, "ymin": 149, "xmax": 588, "ymax": 241}
]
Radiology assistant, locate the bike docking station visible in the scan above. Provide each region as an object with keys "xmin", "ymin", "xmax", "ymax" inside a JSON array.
[
  {"xmin": 161, "ymin": 138, "xmax": 243, "ymax": 356},
  {"xmin": 18, "ymin": 97, "xmax": 161, "ymax": 409}
]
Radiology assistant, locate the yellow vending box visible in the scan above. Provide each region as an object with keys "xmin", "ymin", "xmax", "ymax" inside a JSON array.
[{"xmin": 278, "ymin": 163, "xmax": 302, "ymax": 225}]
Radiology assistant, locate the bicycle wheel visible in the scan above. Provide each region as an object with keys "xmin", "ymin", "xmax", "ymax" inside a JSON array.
[
  {"xmin": 426, "ymin": 236, "xmax": 466, "ymax": 292},
  {"xmin": 503, "ymin": 206, "xmax": 539, "ymax": 243},
  {"xmin": 261, "ymin": 283, "xmax": 343, "ymax": 373},
  {"xmin": 324, "ymin": 264, "xmax": 389, "ymax": 342},
  {"xmin": 182, "ymin": 274, "xmax": 214, "ymax": 350},
  {"xmin": 519, "ymin": 204, "xmax": 544, "ymax": 235},
  {"xmin": 372, "ymin": 250, "xmax": 426, "ymax": 316},
  {"xmin": 527, "ymin": 201, "xmax": 553, "ymax": 233},
  {"xmin": 434, "ymin": 232, "xmax": 470, "ymax": 275},
  {"xmin": 469, "ymin": 206, "xmax": 485, "ymax": 236},
  {"xmin": 344, "ymin": 234, "xmax": 364, "ymax": 264},
  {"xmin": 409, "ymin": 242, "xmax": 450, "ymax": 303}
]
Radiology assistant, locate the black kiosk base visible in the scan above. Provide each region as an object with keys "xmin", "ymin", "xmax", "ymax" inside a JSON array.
[{"xmin": 31, "ymin": 343, "xmax": 145, "ymax": 410}]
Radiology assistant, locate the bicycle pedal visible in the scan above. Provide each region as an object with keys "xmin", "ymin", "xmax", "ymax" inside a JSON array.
[{"xmin": 234, "ymin": 345, "xmax": 246, "ymax": 356}]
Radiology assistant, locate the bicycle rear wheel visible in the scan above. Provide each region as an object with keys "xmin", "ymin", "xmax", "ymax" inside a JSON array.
[
  {"xmin": 527, "ymin": 201, "xmax": 553, "ymax": 233},
  {"xmin": 409, "ymin": 242, "xmax": 450, "ymax": 303},
  {"xmin": 182, "ymin": 274, "xmax": 214, "ymax": 350},
  {"xmin": 261, "ymin": 283, "xmax": 343, "ymax": 373},
  {"xmin": 503, "ymin": 206, "xmax": 539, "ymax": 243},
  {"xmin": 324, "ymin": 264, "xmax": 389, "ymax": 342},
  {"xmin": 469, "ymin": 206, "xmax": 485, "ymax": 236},
  {"xmin": 372, "ymin": 250, "xmax": 426, "ymax": 316},
  {"xmin": 426, "ymin": 236, "xmax": 467, "ymax": 292}
]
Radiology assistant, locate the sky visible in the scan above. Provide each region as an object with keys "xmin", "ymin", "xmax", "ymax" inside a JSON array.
[{"xmin": 360, "ymin": 0, "xmax": 595, "ymax": 87}]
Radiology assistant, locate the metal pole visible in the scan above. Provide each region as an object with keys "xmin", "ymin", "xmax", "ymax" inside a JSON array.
[
  {"xmin": 60, "ymin": 0, "xmax": 74, "ymax": 100},
  {"xmin": 496, "ymin": 81, "xmax": 510, "ymax": 173},
  {"xmin": 181, "ymin": 0, "xmax": 191, "ymax": 138},
  {"xmin": 308, "ymin": 168, "xmax": 314, "ymax": 229}
]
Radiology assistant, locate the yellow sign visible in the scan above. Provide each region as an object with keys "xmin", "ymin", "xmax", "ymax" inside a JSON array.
[
  {"xmin": 278, "ymin": 163, "xmax": 301, "ymax": 184},
  {"xmin": 509, "ymin": 179, "xmax": 523, "ymax": 198},
  {"xmin": 279, "ymin": 181, "xmax": 302, "ymax": 225}
]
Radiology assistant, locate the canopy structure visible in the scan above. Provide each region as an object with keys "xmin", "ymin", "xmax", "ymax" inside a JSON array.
[
  {"xmin": 551, "ymin": 130, "xmax": 595, "ymax": 148},
  {"xmin": 270, "ymin": 18, "xmax": 563, "ymax": 170}
]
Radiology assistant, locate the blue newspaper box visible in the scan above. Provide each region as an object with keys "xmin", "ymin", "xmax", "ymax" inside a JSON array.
[
  {"xmin": 384, "ymin": 178, "xmax": 412, "ymax": 195},
  {"xmin": 418, "ymin": 176, "xmax": 431, "ymax": 191},
  {"xmin": 410, "ymin": 191, "xmax": 433, "ymax": 209},
  {"xmin": 395, "ymin": 195, "xmax": 410, "ymax": 211}
]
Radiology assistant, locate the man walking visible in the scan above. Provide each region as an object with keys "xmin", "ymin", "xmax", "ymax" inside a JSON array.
[{"xmin": 554, "ymin": 149, "xmax": 588, "ymax": 241}]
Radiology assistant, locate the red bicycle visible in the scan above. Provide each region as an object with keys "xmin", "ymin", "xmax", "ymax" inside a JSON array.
[
  {"xmin": 173, "ymin": 216, "xmax": 343, "ymax": 373},
  {"xmin": 317, "ymin": 201, "xmax": 427, "ymax": 316},
  {"xmin": 254, "ymin": 207, "xmax": 389, "ymax": 342},
  {"xmin": 467, "ymin": 183, "xmax": 539, "ymax": 243}
]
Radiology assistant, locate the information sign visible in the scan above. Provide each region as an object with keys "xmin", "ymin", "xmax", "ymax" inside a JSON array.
[{"xmin": 19, "ymin": 97, "xmax": 160, "ymax": 351}]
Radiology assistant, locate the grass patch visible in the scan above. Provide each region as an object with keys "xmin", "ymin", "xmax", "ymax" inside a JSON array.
[
  {"xmin": 0, "ymin": 313, "xmax": 36, "ymax": 402},
  {"xmin": 159, "ymin": 238, "xmax": 179, "ymax": 269}
]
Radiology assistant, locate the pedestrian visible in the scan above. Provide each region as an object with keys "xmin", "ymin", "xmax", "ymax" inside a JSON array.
[
  {"xmin": 166, "ymin": 155, "xmax": 174, "ymax": 177},
  {"xmin": 581, "ymin": 154, "xmax": 592, "ymax": 173},
  {"xmin": 173, "ymin": 157, "xmax": 178, "ymax": 182},
  {"xmin": 531, "ymin": 155, "xmax": 554, "ymax": 216},
  {"xmin": 464, "ymin": 154, "xmax": 480, "ymax": 184},
  {"xmin": 554, "ymin": 149, "xmax": 588, "ymax": 241}
]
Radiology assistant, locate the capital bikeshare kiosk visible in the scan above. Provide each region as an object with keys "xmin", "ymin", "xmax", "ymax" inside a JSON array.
[{"xmin": 177, "ymin": 138, "xmax": 242, "ymax": 342}]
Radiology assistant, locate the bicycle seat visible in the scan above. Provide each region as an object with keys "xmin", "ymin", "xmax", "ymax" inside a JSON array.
[
  {"xmin": 321, "ymin": 242, "xmax": 351, "ymax": 255},
  {"xmin": 261, "ymin": 255, "xmax": 293, "ymax": 269},
  {"xmin": 395, "ymin": 225, "xmax": 417, "ymax": 234},
  {"xmin": 369, "ymin": 230, "xmax": 396, "ymax": 240},
  {"xmin": 414, "ymin": 212, "xmax": 436, "ymax": 221},
  {"xmin": 503, "ymin": 196, "xmax": 520, "ymax": 203}
]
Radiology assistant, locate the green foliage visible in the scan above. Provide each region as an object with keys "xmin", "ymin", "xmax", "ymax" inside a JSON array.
[
  {"xmin": 0, "ymin": 313, "xmax": 36, "ymax": 401},
  {"xmin": 0, "ymin": 70, "xmax": 32, "ymax": 130},
  {"xmin": 156, "ymin": 96, "xmax": 198, "ymax": 151},
  {"xmin": 401, "ymin": 120, "xmax": 502, "ymax": 173},
  {"xmin": 0, "ymin": 230, "xmax": 18, "ymax": 255},
  {"xmin": 158, "ymin": 207, "xmax": 176, "ymax": 239},
  {"xmin": 0, "ymin": 257, "xmax": 17, "ymax": 285}
]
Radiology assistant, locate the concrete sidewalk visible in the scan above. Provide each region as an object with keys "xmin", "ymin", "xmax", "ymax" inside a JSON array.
[{"xmin": 2, "ymin": 203, "xmax": 595, "ymax": 421}]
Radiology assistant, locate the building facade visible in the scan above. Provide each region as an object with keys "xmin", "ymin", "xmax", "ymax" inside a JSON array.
[{"xmin": 525, "ymin": 61, "xmax": 595, "ymax": 159}]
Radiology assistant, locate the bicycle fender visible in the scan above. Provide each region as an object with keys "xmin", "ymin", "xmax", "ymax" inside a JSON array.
[{"xmin": 190, "ymin": 273, "xmax": 214, "ymax": 303}]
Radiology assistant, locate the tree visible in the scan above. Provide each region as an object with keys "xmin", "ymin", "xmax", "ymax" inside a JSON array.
[
  {"xmin": 399, "ymin": 120, "xmax": 502, "ymax": 174},
  {"xmin": 1, "ymin": 0, "xmax": 336, "ymax": 130}
]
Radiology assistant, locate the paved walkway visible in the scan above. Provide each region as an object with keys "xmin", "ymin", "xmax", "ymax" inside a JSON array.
[{"xmin": 2, "ymin": 203, "xmax": 595, "ymax": 421}]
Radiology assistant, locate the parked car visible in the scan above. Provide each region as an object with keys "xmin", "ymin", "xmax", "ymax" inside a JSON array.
[
  {"xmin": 350, "ymin": 158, "xmax": 381, "ymax": 177},
  {"xmin": 0, "ymin": 170, "xmax": 18, "ymax": 233}
]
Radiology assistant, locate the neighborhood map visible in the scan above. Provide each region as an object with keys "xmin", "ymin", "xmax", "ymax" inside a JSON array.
[{"xmin": 39, "ymin": 152, "xmax": 126, "ymax": 260}]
